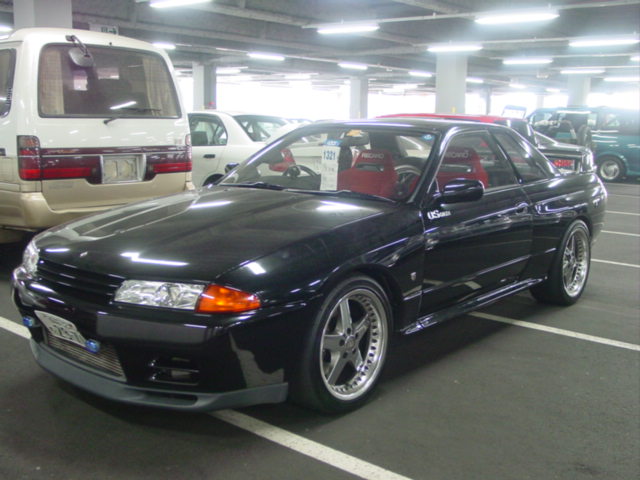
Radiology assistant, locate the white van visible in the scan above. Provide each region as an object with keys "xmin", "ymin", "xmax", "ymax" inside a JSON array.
[{"xmin": 0, "ymin": 28, "xmax": 193, "ymax": 243}]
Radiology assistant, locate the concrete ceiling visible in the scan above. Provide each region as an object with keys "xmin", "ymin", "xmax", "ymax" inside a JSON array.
[{"xmin": 1, "ymin": 0, "xmax": 639, "ymax": 94}]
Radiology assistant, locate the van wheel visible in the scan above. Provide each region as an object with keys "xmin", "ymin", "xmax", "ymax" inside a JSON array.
[
  {"xmin": 290, "ymin": 276, "xmax": 391, "ymax": 413},
  {"xmin": 530, "ymin": 220, "xmax": 591, "ymax": 306},
  {"xmin": 597, "ymin": 156, "xmax": 625, "ymax": 182}
]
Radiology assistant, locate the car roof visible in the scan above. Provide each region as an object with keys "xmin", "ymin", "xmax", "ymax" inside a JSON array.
[
  {"xmin": 297, "ymin": 117, "xmax": 512, "ymax": 135},
  {"xmin": 378, "ymin": 112, "xmax": 525, "ymax": 125}
]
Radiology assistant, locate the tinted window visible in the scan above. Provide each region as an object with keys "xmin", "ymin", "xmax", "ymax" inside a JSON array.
[
  {"xmin": 0, "ymin": 49, "xmax": 15, "ymax": 117},
  {"xmin": 493, "ymin": 130, "xmax": 552, "ymax": 182},
  {"xmin": 234, "ymin": 115, "xmax": 288, "ymax": 141},
  {"xmin": 38, "ymin": 44, "xmax": 180, "ymax": 118},
  {"xmin": 221, "ymin": 127, "xmax": 438, "ymax": 201},
  {"xmin": 601, "ymin": 111, "xmax": 639, "ymax": 135},
  {"xmin": 189, "ymin": 115, "xmax": 228, "ymax": 146},
  {"xmin": 438, "ymin": 132, "xmax": 518, "ymax": 190}
]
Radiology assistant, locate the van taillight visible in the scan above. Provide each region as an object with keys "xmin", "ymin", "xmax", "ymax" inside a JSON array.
[
  {"xmin": 146, "ymin": 142, "xmax": 192, "ymax": 176},
  {"xmin": 18, "ymin": 135, "xmax": 100, "ymax": 181},
  {"xmin": 18, "ymin": 136, "xmax": 42, "ymax": 180}
]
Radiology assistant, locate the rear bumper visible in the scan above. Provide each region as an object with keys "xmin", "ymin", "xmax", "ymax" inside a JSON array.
[{"xmin": 31, "ymin": 339, "xmax": 288, "ymax": 411}]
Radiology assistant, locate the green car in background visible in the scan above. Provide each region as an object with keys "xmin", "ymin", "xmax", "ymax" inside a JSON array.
[{"xmin": 529, "ymin": 106, "xmax": 639, "ymax": 182}]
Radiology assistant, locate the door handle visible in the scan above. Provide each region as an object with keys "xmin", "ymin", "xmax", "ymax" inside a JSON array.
[
  {"xmin": 203, "ymin": 154, "xmax": 216, "ymax": 159},
  {"xmin": 515, "ymin": 203, "xmax": 529, "ymax": 215}
]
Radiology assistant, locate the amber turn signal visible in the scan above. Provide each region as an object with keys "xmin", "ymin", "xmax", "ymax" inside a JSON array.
[{"xmin": 196, "ymin": 284, "xmax": 261, "ymax": 313}]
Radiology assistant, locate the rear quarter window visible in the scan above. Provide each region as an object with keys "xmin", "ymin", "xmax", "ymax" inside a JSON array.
[
  {"xmin": 38, "ymin": 44, "xmax": 180, "ymax": 118},
  {"xmin": 0, "ymin": 49, "xmax": 16, "ymax": 117}
]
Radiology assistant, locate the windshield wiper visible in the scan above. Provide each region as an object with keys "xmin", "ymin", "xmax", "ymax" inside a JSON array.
[
  {"xmin": 104, "ymin": 107, "xmax": 161, "ymax": 125},
  {"xmin": 223, "ymin": 182, "xmax": 286, "ymax": 191},
  {"xmin": 289, "ymin": 189, "xmax": 395, "ymax": 203}
]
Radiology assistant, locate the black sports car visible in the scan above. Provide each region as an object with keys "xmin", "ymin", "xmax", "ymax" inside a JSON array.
[{"xmin": 12, "ymin": 119, "xmax": 607, "ymax": 413}]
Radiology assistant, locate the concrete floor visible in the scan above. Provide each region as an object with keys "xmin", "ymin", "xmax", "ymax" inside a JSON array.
[{"xmin": 1, "ymin": 181, "xmax": 638, "ymax": 480}]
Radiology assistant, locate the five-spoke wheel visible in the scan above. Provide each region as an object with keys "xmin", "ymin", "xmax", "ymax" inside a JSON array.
[{"xmin": 291, "ymin": 276, "xmax": 391, "ymax": 412}]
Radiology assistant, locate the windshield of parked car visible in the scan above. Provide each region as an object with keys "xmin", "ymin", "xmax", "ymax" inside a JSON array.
[
  {"xmin": 234, "ymin": 115, "xmax": 289, "ymax": 141},
  {"xmin": 0, "ymin": 49, "xmax": 15, "ymax": 117},
  {"xmin": 38, "ymin": 44, "xmax": 180, "ymax": 118},
  {"xmin": 220, "ymin": 126, "xmax": 438, "ymax": 201}
]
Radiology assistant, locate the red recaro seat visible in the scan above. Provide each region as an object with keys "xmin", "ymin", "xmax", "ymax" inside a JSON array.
[
  {"xmin": 337, "ymin": 149, "xmax": 398, "ymax": 199},
  {"xmin": 436, "ymin": 146, "xmax": 489, "ymax": 188}
]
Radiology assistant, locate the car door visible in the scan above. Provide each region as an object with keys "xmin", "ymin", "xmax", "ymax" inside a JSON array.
[
  {"xmin": 419, "ymin": 129, "xmax": 532, "ymax": 314},
  {"xmin": 189, "ymin": 113, "xmax": 228, "ymax": 186}
]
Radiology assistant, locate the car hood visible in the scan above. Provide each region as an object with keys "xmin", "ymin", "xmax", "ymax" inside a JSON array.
[{"xmin": 35, "ymin": 187, "xmax": 391, "ymax": 282}]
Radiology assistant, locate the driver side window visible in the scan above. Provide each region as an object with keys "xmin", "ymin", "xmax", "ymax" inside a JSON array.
[
  {"xmin": 438, "ymin": 132, "xmax": 517, "ymax": 191},
  {"xmin": 190, "ymin": 115, "xmax": 228, "ymax": 146}
]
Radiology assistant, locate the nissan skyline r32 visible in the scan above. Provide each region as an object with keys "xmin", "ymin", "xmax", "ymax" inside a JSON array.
[{"xmin": 12, "ymin": 119, "xmax": 607, "ymax": 413}]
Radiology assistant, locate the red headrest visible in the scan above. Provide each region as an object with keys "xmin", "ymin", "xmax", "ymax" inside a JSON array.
[
  {"xmin": 443, "ymin": 146, "xmax": 480, "ymax": 164},
  {"xmin": 353, "ymin": 150, "xmax": 394, "ymax": 170}
]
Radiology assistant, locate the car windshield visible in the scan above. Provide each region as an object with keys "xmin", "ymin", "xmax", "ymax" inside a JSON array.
[
  {"xmin": 38, "ymin": 43, "xmax": 180, "ymax": 118},
  {"xmin": 220, "ymin": 125, "xmax": 438, "ymax": 201},
  {"xmin": 233, "ymin": 114, "xmax": 289, "ymax": 141}
]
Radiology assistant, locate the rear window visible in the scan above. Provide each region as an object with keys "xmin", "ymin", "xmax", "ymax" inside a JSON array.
[
  {"xmin": 0, "ymin": 49, "xmax": 15, "ymax": 117},
  {"xmin": 38, "ymin": 44, "xmax": 180, "ymax": 118},
  {"xmin": 234, "ymin": 115, "xmax": 288, "ymax": 141}
]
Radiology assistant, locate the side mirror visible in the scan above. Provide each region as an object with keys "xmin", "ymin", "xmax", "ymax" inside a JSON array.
[
  {"xmin": 439, "ymin": 179, "xmax": 484, "ymax": 204},
  {"xmin": 225, "ymin": 162, "xmax": 239, "ymax": 173}
]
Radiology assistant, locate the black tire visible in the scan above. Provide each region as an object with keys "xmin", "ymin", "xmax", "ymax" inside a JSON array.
[
  {"xmin": 530, "ymin": 220, "xmax": 591, "ymax": 306},
  {"xmin": 290, "ymin": 275, "xmax": 391, "ymax": 413},
  {"xmin": 597, "ymin": 156, "xmax": 625, "ymax": 182}
]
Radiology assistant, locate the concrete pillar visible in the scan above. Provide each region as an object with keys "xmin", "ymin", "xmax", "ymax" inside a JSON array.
[
  {"xmin": 192, "ymin": 63, "xmax": 217, "ymax": 110},
  {"xmin": 435, "ymin": 54, "xmax": 467, "ymax": 114},
  {"xmin": 14, "ymin": 0, "xmax": 72, "ymax": 29},
  {"xmin": 484, "ymin": 86, "xmax": 492, "ymax": 115},
  {"xmin": 349, "ymin": 77, "xmax": 368, "ymax": 119},
  {"xmin": 567, "ymin": 76, "xmax": 590, "ymax": 106}
]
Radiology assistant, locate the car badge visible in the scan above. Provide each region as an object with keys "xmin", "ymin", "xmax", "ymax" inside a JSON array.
[
  {"xmin": 427, "ymin": 210, "xmax": 452, "ymax": 220},
  {"xmin": 85, "ymin": 339, "xmax": 101, "ymax": 354}
]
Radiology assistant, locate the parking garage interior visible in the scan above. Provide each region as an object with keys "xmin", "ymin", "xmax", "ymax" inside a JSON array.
[{"xmin": 0, "ymin": 1, "xmax": 639, "ymax": 479}]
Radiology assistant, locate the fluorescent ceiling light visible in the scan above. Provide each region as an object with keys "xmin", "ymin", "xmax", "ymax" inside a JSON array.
[
  {"xmin": 546, "ymin": 87, "xmax": 561, "ymax": 93},
  {"xmin": 560, "ymin": 68, "xmax": 605, "ymax": 74},
  {"xmin": 216, "ymin": 67, "xmax": 246, "ymax": 75},
  {"xmin": 503, "ymin": 57, "xmax": 552, "ymax": 65},
  {"xmin": 570, "ymin": 37, "xmax": 639, "ymax": 47},
  {"xmin": 631, "ymin": 55, "xmax": 640, "ymax": 62},
  {"xmin": 409, "ymin": 70, "xmax": 433, "ymax": 78},
  {"xmin": 466, "ymin": 77, "xmax": 484, "ymax": 84},
  {"xmin": 338, "ymin": 62, "xmax": 368, "ymax": 70},
  {"xmin": 150, "ymin": 0, "xmax": 210, "ymax": 8},
  {"xmin": 318, "ymin": 23, "xmax": 379, "ymax": 35},
  {"xmin": 248, "ymin": 52, "xmax": 285, "ymax": 61},
  {"xmin": 604, "ymin": 76, "xmax": 640, "ymax": 82},
  {"xmin": 285, "ymin": 73, "xmax": 313, "ymax": 80},
  {"xmin": 111, "ymin": 101, "xmax": 137, "ymax": 110},
  {"xmin": 509, "ymin": 83, "xmax": 526, "ymax": 89},
  {"xmin": 0, "ymin": 25, "xmax": 12, "ymax": 32},
  {"xmin": 428, "ymin": 44, "xmax": 482, "ymax": 53},
  {"xmin": 153, "ymin": 42, "xmax": 176, "ymax": 50},
  {"xmin": 475, "ymin": 10, "xmax": 558, "ymax": 25}
]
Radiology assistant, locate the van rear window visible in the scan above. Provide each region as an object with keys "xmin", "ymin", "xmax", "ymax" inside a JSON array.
[
  {"xmin": 0, "ymin": 49, "xmax": 15, "ymax": 117},
  {"xmin": 38, "ymin": 44, "xmax": 180, "ymax": 118}
]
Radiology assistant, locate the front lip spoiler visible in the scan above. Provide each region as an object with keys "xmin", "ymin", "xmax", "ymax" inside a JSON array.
[{"xmin": 30, "ymin": 340, "xmax": 288, "ymax": 412}]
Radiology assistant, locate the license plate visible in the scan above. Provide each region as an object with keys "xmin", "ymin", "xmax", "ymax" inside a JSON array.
[
  {"xmin": 35, "ymin": 311, "xmax": 87, "ymax": 348},
  {"xmin": 102, "ymin": 155, "xmax": 141, "ymax": 184}
]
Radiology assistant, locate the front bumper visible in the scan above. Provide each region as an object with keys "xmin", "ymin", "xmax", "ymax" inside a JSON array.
[
  {"xmin": 13, "ymin": 266, "xmax": 308, "ymax": 411},
  {"xmin": 31, "ymin": 339, "xmax": 287, "ymax": 411}
]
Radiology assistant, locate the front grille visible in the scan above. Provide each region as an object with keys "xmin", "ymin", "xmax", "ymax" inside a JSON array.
[
  {"xmin": 43, "ymin": 329, "xmax": 126, "ymax": 379},
  {"xmin": 36, "ymin": 259, "xmax": 123, "ymax": 304}
]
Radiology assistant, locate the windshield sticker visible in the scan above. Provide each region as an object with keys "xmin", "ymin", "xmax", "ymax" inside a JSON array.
[{"xmin": 320, "ymin": 145, "xmax": 341, "ymax": 190}]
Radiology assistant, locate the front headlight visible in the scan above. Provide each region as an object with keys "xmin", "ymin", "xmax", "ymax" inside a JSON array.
[
  {"xmin": 22, "ymin": 241, "xmax": 39, "ymax": 276},
  {"xmin": 114, "ymin": 281, "xmax": 261, "ymax": 313},
  {"xmin": 115, "ymin": 280, "xmax": 205, "ymax": 310}
]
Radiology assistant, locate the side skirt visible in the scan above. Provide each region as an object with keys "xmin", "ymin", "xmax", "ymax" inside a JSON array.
[{"xmin": 401, "ymin": 277, "xmax": 545, "ymax": 335}]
